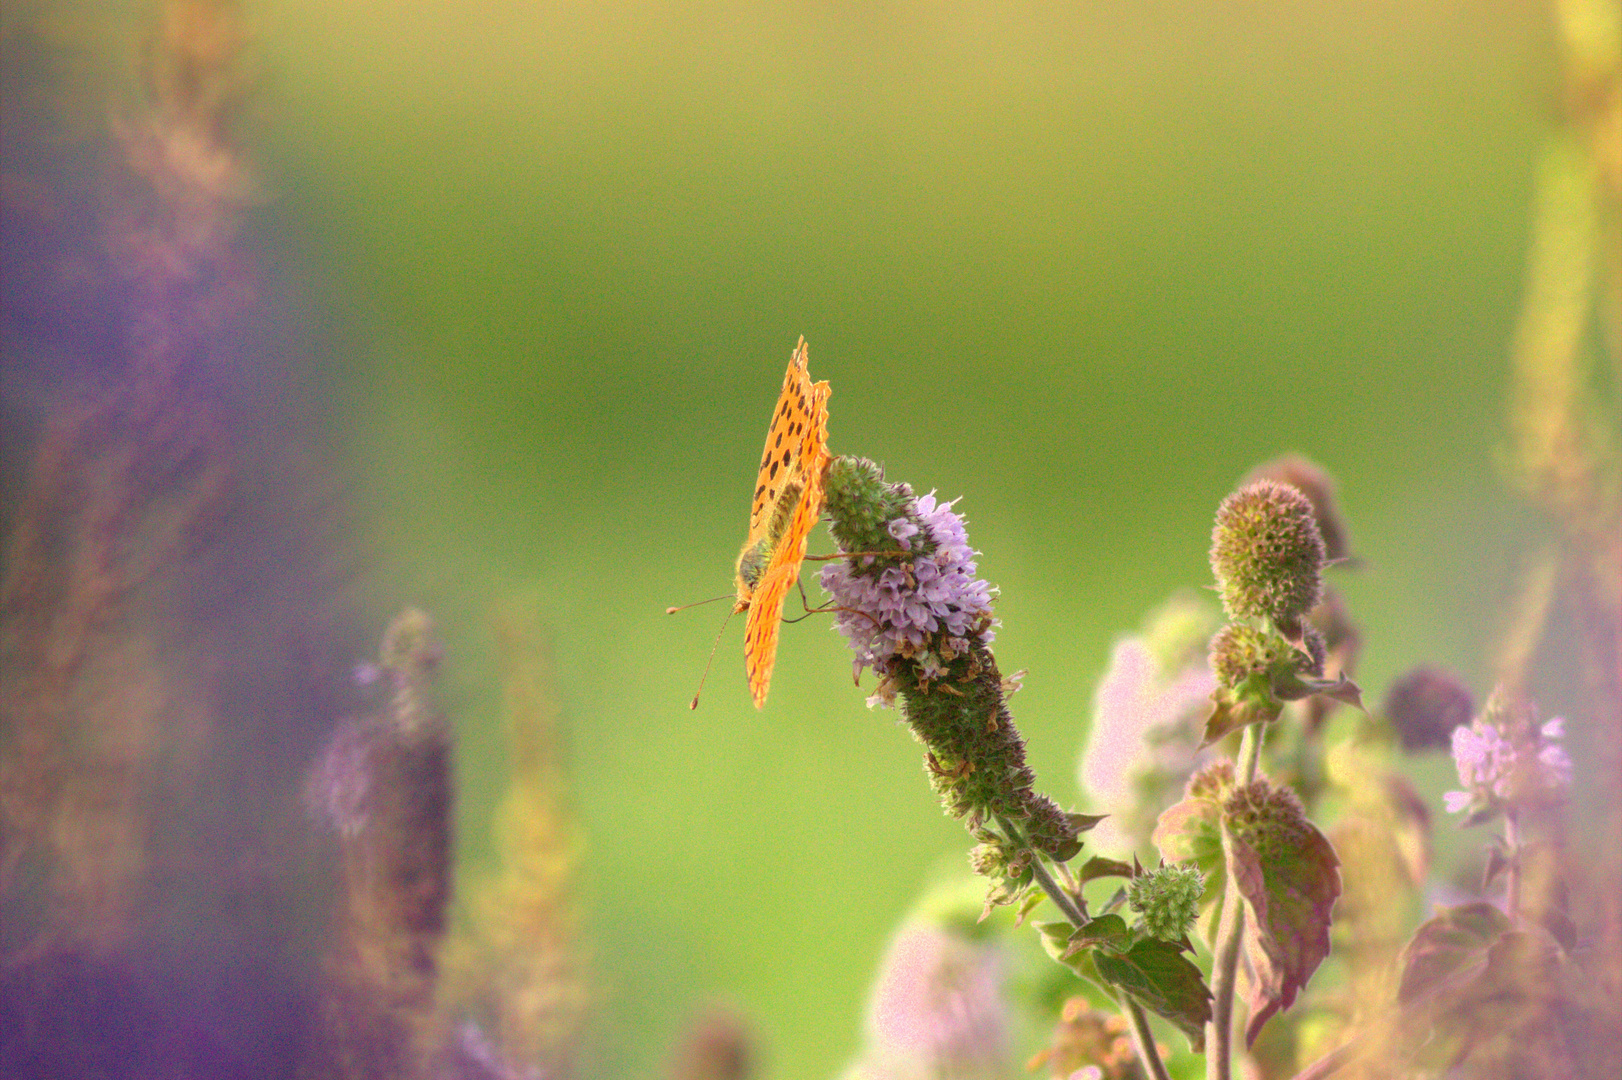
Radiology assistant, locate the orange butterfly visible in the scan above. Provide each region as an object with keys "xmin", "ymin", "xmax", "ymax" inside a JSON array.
[{"xmin": 734, "ymin": 336, "xmax": 831, "ymax": 708}]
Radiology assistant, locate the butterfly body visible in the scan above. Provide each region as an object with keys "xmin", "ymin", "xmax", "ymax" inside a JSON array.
[{"xmin": 734, "ymin": 337, "xmax": 830, "ymax": 708}]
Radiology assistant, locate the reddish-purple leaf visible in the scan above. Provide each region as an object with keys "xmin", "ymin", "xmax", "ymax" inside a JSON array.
[
  {"xmin": 1397, "ymin": 901, "xmax": 1510, "ymax": 1004},
  {"xmin": 1222, "ymin": 780, "xmax": 1341, "ymax": 1046},
  {"xmin": 1152, "ymin": 793, "xmax": 1223, "ymax": 868}
]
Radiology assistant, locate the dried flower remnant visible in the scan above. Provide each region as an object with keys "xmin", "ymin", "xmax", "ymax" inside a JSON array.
[
  {"xmin": 1028, "ymin": 999, "xmax": 1143, "ymax": 1080},
  {"xmin": 120, "ymin": 0, "xmax": 258, "ymax": 250},
  {"xmin": 667, "ymin": 1007, "xmax": 755, "ymax": 1080},
  {"xmin": 318, "ymin": 608, "xmax": 455, "ymax": 1080},
  {"xmin": 1384, "ymin": 666, "xmax": 1474, "ymax": 753},
  {"xmin": 306, "ymin": 717, "xmax": 377, "ymax": 838},
  {"xmin": 438, "ymin": 609, "xmax": 590, "ymax": 1080},
  {"xmin": 0, "ymin": 0, "xmax": 257, "ymax": 963}
]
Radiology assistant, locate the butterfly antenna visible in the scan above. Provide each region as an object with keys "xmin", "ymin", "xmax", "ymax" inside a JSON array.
[
  {"xmin": 803, "ymin": 550, "xmax": 897, "ymax": 562},
  {"xmin": 687, "ymin": 606, "xmax": 736, "ymax": 709},
  {"xmin": 665, "ymin": 593, "xmax": 733, "ymax": 615}
]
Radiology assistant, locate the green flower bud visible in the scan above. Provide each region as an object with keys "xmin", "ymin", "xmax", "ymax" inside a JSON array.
[
  {"xmin": 1128, "ymin": 863, "xmax": 1207, "ymax": 941},
  {"xmin": 1209, "ymin": 481, "xmax": 1326, "ymax": 625}
]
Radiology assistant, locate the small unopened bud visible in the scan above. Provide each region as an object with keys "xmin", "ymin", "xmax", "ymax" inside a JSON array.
[
  {"xmin": 1209, "ymin": 481, "xmax": 1326, "ymax": 625},
  {"xmin": 1128, "ymin": 864, "xmax": 1206, "ymax": 941}
]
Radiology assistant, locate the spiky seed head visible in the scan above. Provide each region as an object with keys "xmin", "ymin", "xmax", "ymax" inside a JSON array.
[
  {"xmin": 1222, "ymin": 779, "xmax": 1311, "ymax": 855},
  {"xmin": 1209, "ymin": 481, "xmax": 1326, "ymax": 624},
  {"xmin": 1208, "ymin": 623, "xmax": 1286, "ymax": 689},
  {"xmin": 1243, "ymin": 455, "xmax": 1351, "ymax": 562},
  {"xmin": 1127, "ymin": 863, "xmax": 1206, "ymax": 940}
]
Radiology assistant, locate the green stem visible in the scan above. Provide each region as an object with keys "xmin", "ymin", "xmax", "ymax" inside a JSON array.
[
  {"xmin": 1207, "ymin": 723, "xmax": 1265, "ymax": 1080},
  {"xmin": 1123, "ymin": 997, "xmax": 1174, "ymax": 1080},
  {"xmin": 997, "ymin": 814, "xmax": 1085, "ymax": 926},
  {"xmin": 1236, "ymin": 721, "xmax": 1264, "ymax": 784},
  {"xmin": 996, "ymin": 815, "xmax": 1171, "ymax": 1080}
]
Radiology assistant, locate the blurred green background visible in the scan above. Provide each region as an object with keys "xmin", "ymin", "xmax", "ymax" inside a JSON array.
[{"xmin": 53, "ymin": 0, "xmax": 1569, "ymax": 1076}]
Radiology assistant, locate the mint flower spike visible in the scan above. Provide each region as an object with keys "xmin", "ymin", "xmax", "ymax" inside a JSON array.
[
  {"xmin": 821, "ymin": 488, "xmax": 997, "ymax": 694},
  {"xmin": 820, "ymin": 456, "xmax": 1083, "ymax": 869}
]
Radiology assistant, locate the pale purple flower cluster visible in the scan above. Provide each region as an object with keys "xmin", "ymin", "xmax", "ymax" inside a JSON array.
[
  {"xmin": 820, "ymin": 493, "xmax": 997, "ymax": 692},
  {"xmin": 1079, "ymin": 636, "xmax": 1216, "ymax": 853},
  {"xmin": 1443, "ymin": 716, "xmax": 1571, "ymax": 814}
]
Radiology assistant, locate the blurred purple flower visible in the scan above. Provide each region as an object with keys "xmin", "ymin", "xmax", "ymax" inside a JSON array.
[
  {"xmin": 1444, "ymin": 713, "xmax": 1571, "ymax": 817},
  {"xmin": 1079, "ymin": 622, "xmax": 1216, "ymax": 853},
  {"xmin": 304, "ymin": 718, "xmax": 374, "ymax": 836},
  {"xmin": 848, "ymin": 924, "xmax": 1010, "ymax": 1080}
]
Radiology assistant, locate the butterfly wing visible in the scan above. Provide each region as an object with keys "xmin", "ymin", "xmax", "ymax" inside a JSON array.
[
  {"xmin": 743, "ymin": 376, "xmax": 830, "ymax": 707},
  {"xmin": 735, "ymin": 337, "xmax": 817, "ymax": 610}
]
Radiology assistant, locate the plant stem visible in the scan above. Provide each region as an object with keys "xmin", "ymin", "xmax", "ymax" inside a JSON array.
[
  {"xmin": 1504, "ymin": 809, "xmax": 1522, "ymax": 921},
  {"xmin": 1207, "ymin": 723, "xmax": 1265, "ymax": 1080},
  {"xmin": 1124, "ymin": 998, "xmax": 1175, "ymax": 1080},
  {"xmin": 997, "ymin": 813, "xmax": 1085, "ymax": 925},
  {"xmin": 1236, "ymin": 721, "xmax": 1264, "ymax": 784},
  {"xmin": 996, "ymin": 814, "xmax": 1171, "ymax": 1080}
]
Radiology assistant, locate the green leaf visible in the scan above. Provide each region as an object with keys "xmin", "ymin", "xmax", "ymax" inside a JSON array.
[
  {"xmin": 1077, "ymin": 855, "xmax": 1135, "ymax": 885},
  {"xmin": 1200, "ymin": 674, "xmax": 1283, "ymax": 747},
  {"xmin": 1035, "ymin": 920, "xmax": 1106, "ymax": 986},
  {"xmin": 1275, "ymin": 668, "xmax": 1364, "ymax": 709},
  {"xmin": 1065, "ymin": 913, "xmax": 1133, "ymax": 953},
  {"xmin": 1093, "ymin": 937, "xmax": 1213, "ymax": 1051},
  {"xmin": 1035, "ymin": 920, "xmax": 1075, "ymax": 958},
  {"xmin": 1397, "ymin": 901, "xmax": 1511, "ymax": 1004},
  {"xmin": 1395, "ymin": 922, "xmax": 1577, "ymax": 1073},
  {"xmin": 1067, "ymin": 811, "xmax": 1108, "ymax": 834},
  {"xmin": 1012, "ymin": 885, "xmax": 1047, "ymax": 928},
  {"xmin": 1224, "ymin": 784, "xmax": 1342, "ymax": 1046}
]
